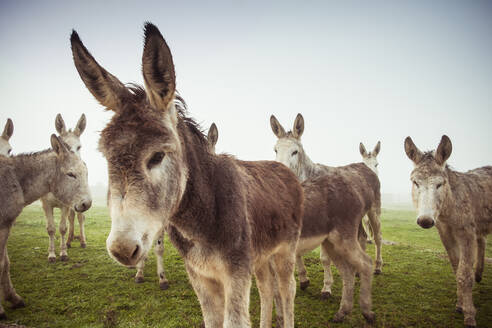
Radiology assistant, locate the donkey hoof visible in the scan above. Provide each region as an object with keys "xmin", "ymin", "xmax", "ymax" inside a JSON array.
[
  {"xmin": 199, "ymin": 321, "xmax": 205, "ymax": 328},
  {"xmin": 81, "ymin": 243, "xmax": 87, "ymax": 249},
  {"xmin": 135, "ymin": 276, "xmax": 144, "ymax": 284},
  {"xmin": 160, "ymin": 281, "xmax": 170, "ymax": 290},
  {"xmin": 300, "ymin": 280, "xmax": 310, "ymax": 290},
  {"xmin": 66, "ymin": 243, "xmax": 71, "ymax": 249},
  {"xmin": 455, "ymin": 306, "xmax": 463, "ymax": 314},
  {"xmin": 464, "ymin": 317, "xmax": 476, "ymax": 328},
  {"xmin": 320, "ymin": 291, "xmax": 331, "ymax": 300},
  {"xmin": 363, "ymin": 311, "xmax": 376, "ymax": 324},
  {"xmin": 11, "ymin": 299, "xmax": 25, "ymax": 309},
  {"xmin": 0, "ymin": 312, "xmax": 6, "ymax": 320},
  {"xmin": 374, "ymin": 269, "xmax": 382, "ymax": 275},
  {"xmin": 48, "ymin": 257, "xmax": 56, "ymax": 263},
  {"xmin": 60, "ymin": 255, "xmax": 69, "ymax": 262},
  {"xmin": 332, "ymin": 312, "xmax": 346, "ymax": 323},
  {"xmin": 275, "ymin": 315, "xmax": 284, "ymax": 327},
  {"xmin": 475, "ymin": 273, "xmax": 482, "ymax": 283}
]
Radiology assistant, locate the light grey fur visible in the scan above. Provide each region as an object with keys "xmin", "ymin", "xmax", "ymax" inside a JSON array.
[
  {"xmin": 0, "ymin": 119, "xmax": 14, "ymax": 157},
  {"xmin": 0, "ymin": 134, "xmax": 91, "ymax": 318}
]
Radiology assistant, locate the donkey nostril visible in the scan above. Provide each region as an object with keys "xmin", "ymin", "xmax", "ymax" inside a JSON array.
[{"xmin": 131, "ymin": 245, "xmax": 140, "ymax": 259}]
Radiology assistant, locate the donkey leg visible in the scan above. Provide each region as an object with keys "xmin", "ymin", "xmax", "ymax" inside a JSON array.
[
  {"xmin": 59, "ymin": 207, "xmax": 69, "ymax": 261},
  {"xmin": 255, "ymin": 261, "xmax": 274, "ymax": 328},
  {"xmin": 296, "ymin": 254, "xmax": 310, "ymax": 290},
  {"xmin": 223, "ymin": 272, "xmax": 252, "ymax": 328},
  {"xmin": 271, "ymin": 265, "xmax": 284, "ymax": 327},
  {"xmin": 320, "ymin": 239, "xmax": 334, "ymax": 299},
  {"xmin": 457, "ymin": 235, "xmax": 477, "ymax": 327},
  {"xmin": 437, "ymin": 223, "xmax": 460, "ymax": 274},
  {"xmin": 0, "ymin": 227, "xmax": 12, "ymax": 318},
  {"xmin": 475, "ymin": 236, "xmax": 486, "ymax": 283},
  {"xmin": 368, "ymin": 208, "xmax": 383, "ymax": 274},
  {"xmin": 66, "ymin": 210, "xmax": 75, "ymax": 248},
  {"xmin": 42, "ymin": 202, "xmax": 57, "ymax": 262},
  {"xmin": 135, "ymin": 257, "xmax": 146, "ymax": 283},
  {"xmin": 272, "ymin": 245, "xmax": 297, "ymax": 328},
  {"xmin": 155, "ymin": 231, "xmax": 169, "ymax": 290},
  {"xmin": 186, "ymin": 265, "xmax": 225, "ymax": 328},
  {"xmin": 77, "ymin": 212, "xmax": 87, "ymax": 248},
  {"xmin": 1, "ymin": 248, "xmax": 24, "ymax": 309}
]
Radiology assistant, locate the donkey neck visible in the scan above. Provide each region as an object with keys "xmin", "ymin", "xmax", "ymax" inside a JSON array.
[
  {"xmin": 298, "ymin": 151, "xmax": 321, "ymax": 182},
  {"xmin": 12, "ymin": 150, "xmax": 58, "ymax": 205}
]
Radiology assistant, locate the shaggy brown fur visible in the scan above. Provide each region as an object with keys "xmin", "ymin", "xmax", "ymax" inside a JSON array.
[
  {"xmin": 405, "ymin": 135, "xmax": 492, "ymax": 328},
  {"xmin": 71, "ymin": 23, "xmax": 302, "ymax": 328}
]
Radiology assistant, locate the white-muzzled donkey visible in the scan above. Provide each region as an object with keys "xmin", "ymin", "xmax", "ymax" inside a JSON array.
[
  {"xmin": 0, "ymin": 119, "xmax": 14, "ymax": 157},
  {"xmin": 40, "ymin": 113, "xmax": 88, "ymax": 262},
  {"xmin": 405, "ymin": 135, "xmax": 492, "ymax": 328},
  {"xmin": 133, "ymin": 123, "xmax": 219, "ymax": 290},
  {"xmin": 270, "ymin": 113, "xmax": 383, "ymax": 289},
  {"xmin": 0, "ymin": 134, "xmax": 91, "ymax": 318},
  {"xmin": 360, "ymin": 141, "xmax": 382, "ymax": 246},
  {"xmin": 71, "ymin": 23, "xmax": 303, "ymax": 328}
]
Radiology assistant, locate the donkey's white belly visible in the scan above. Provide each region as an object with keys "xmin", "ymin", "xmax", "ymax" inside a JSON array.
[
  {"xmin": 296, "ymin": 235, "xmax": 327, "ymax": 256},
  {"xmin": 41, "ymin": 192, "xmax": 66, "ymax": 209}
]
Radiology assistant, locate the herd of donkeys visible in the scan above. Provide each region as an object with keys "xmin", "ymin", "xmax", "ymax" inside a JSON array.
[{"xmin": 0, "ymin": 23, "xmax": 491, "ymax": 328}]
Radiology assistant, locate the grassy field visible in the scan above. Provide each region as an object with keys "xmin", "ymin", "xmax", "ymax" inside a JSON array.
[{"xmin": 2, "ymin": 205, "xmax": 492, "ymax": 328}]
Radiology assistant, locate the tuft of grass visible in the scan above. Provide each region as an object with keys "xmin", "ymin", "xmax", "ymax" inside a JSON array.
[{"xmin": 3, "ymin": 205, "xmax": 492, "ymax": 327}]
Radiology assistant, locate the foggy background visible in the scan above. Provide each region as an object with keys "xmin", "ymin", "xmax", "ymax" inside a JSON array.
[{"xmin": 1, "ymin": 1, "xmax": 491, "ymax": 206}]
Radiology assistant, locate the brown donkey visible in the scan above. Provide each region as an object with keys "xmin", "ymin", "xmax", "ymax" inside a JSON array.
[
  {"xmin": 405, "ymin": 135, "xmax": 492, "ymax": 328},
  {"xmin": 41, "ymin": 113, "xmax": 88, "ymax": 262},
  {"xmin": 0, "ymin": 119, "xmax": 14, "ymax": 157},
  {"xmin": 270, "ymin": 114, "xmax": 382, "ymax": 292},
  {"xmin": 0, "ymin": 134, "xmax": 91, "ymax": 318},
  {"xmin": 71, "ymin": 24, "xmax": 303, "ymax": 328},
  {"xmin": 133, "ymin": 123, "xmax": 219, "ymax": 290}
]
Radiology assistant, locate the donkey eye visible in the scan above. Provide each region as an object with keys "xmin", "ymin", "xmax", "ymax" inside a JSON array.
[
  {"xmin": 292, "ymin": 150, "xmax": 298, "ymax": 156},
  {"xmin": 147, "ymin": 152, "xmax": 165, "ymax": 170},
  {"xmin": 375, "ymin": 163, "xmax": 378, "ymax": 167},
  {"xmin": 274, "ymin": 149, "xmax": 277, "ymax": 153},
  {"xmin": 67, "ymin": 173, "xmax": 76, "ymax": 178},
  {"xmin": 436, "ymin": 183, "xmax": 443, "ymax": 189},
  {"xmin": 413, "ymin": 181, "xmax": 419, "ymax": 188},
  {"xmin": 77, "ymin": 146, "xmax": 81, "ymax": 151},
  {"xmin": 7, "ymin": 149, "xmax": 11, "ymax": 155}
]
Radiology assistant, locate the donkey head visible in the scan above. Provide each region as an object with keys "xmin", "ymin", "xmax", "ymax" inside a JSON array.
[
  {"xmin": 270, "ymin": 113, "xmax": 307, "ymax": 178},
  {"xmin": 71, "ymin": 23, "xmax": 187, "ymax": 267},
  {"xmin": 207, "ymin": 123, "xmax": 218, "ymax": 154},
  {"xmin": 0, "ymin": 118, "xmax": 14, "ymax": 156},
  {"xmin": 50, "ymin": 134, "xmax": 91, "ymax": 212},
  {"xmin": 360, "ymin": 141, "xmax": 381, "ymax": 175},
  {"xmin": 405, "ymin": 135, "xmax": 452, "ymax": 229},
  {"xmin": 55, "ymin": 113, "xmax": 86, "ymax": 155}
]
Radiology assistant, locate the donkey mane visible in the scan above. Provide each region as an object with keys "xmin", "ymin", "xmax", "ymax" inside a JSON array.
[{"xmin": 14, "ymin": 148, "xmax": 53, "ymax": 159}]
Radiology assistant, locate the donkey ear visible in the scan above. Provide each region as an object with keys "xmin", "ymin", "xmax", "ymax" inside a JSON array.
[
  {"xmin": 2, "ymin": 119, "xmax": 13, "ymax": 140},
  {"xmin": 55, "ymin": 114, "xmax": 66, "ymax": 134},
  {"xmin": 208, "ymin": 123, "xmax": 218, "ymax": 148},
  {"xmin": 270, "ymin": 115, "xmax": 286, "ymax": 138},
  {"xmin": 142, "ymin": 23, "xmax": 176, "ymax": 112},
  {"xmin": 51, "ymin": 134, "xmax": 68, "ymax": 158},
  {"xmin": 404, "ymin": 137, "xmax": 423, "ymax": 164},
  {"xmin": 359, "ymin": 142, "xmax": 367, "ymax": 157},
  {"xmin": 71, "ymin": 30, "xmax": 130, "ymax": 111},
  {"xmin": 292, "ymin": 113, "xmax": 304, "ymax": 139},
  {"xmin": 373, "ymin": 141, "xmax": 381, "ymax": 156},
  {"xmin": 74, "ymin": 114, "xmax": 87, "ymax": 137},
  {"xmin": 435, "ymin": 135, "xmax": 452, "ymax": 166}
]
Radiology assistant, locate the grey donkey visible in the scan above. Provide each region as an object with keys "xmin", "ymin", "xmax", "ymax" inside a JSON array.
[
  {"xmin": 405, "ymin": 135, "xmax": 492, "ymax": 328},
  {"xmin": 40, "ymin": 114, "xmax": 88, "ymax": 262},
  {"xmin": 0, "ymin": 134, "xmax": 91, "ymax": 318}
]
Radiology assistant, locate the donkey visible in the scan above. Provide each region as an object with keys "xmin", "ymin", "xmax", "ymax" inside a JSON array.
[
  {"xmin": 133, "ymin": 122, "xmax": 219, "ymax": 290},
  {"xmin": 405, "ymin": 135, "xmax": 492, "ymax": 328},
  {"xmin": 40, "ymin": 113, "xmax": 88, "ymax": 262},
  {"xmin": 359, "ymin": 141, "xmax": 382, "ymax": 245},
  {"xmin": 0, "ymin": 119, "xmax": 14, "ymax": 157},
  {"xmin": 0, "ymin": 134, "xmax": 91, "ymax": 318},
  {"xmin": 270, "ymin": 113, "xmax": 382, "ymax": 296},
  {"xmin": 71, "ymin": 23, "xmax": 303, "ymax": 328}
]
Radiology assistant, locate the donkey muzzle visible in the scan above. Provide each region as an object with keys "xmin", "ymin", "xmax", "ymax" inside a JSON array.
[
  {"xmin": 417, "ymin": 216, "xmax": 435, "ymax": 229},
  {"xmin": 108, "ymin": 237, "xmax": 142, "ymax": 267},
  {"xmin": 75, "ymin": 199, "xmax": 92, "ymax": 213}
]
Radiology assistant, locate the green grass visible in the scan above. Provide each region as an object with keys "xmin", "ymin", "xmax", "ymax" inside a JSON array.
[{"xmin": 4, "ymin": 205, "xmax": 492, "ymax": 327}]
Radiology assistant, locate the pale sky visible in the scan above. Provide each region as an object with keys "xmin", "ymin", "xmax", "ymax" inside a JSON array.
[{"xmin": 1, "ymin": 0, "xmax": 491, "ymax": 196}]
